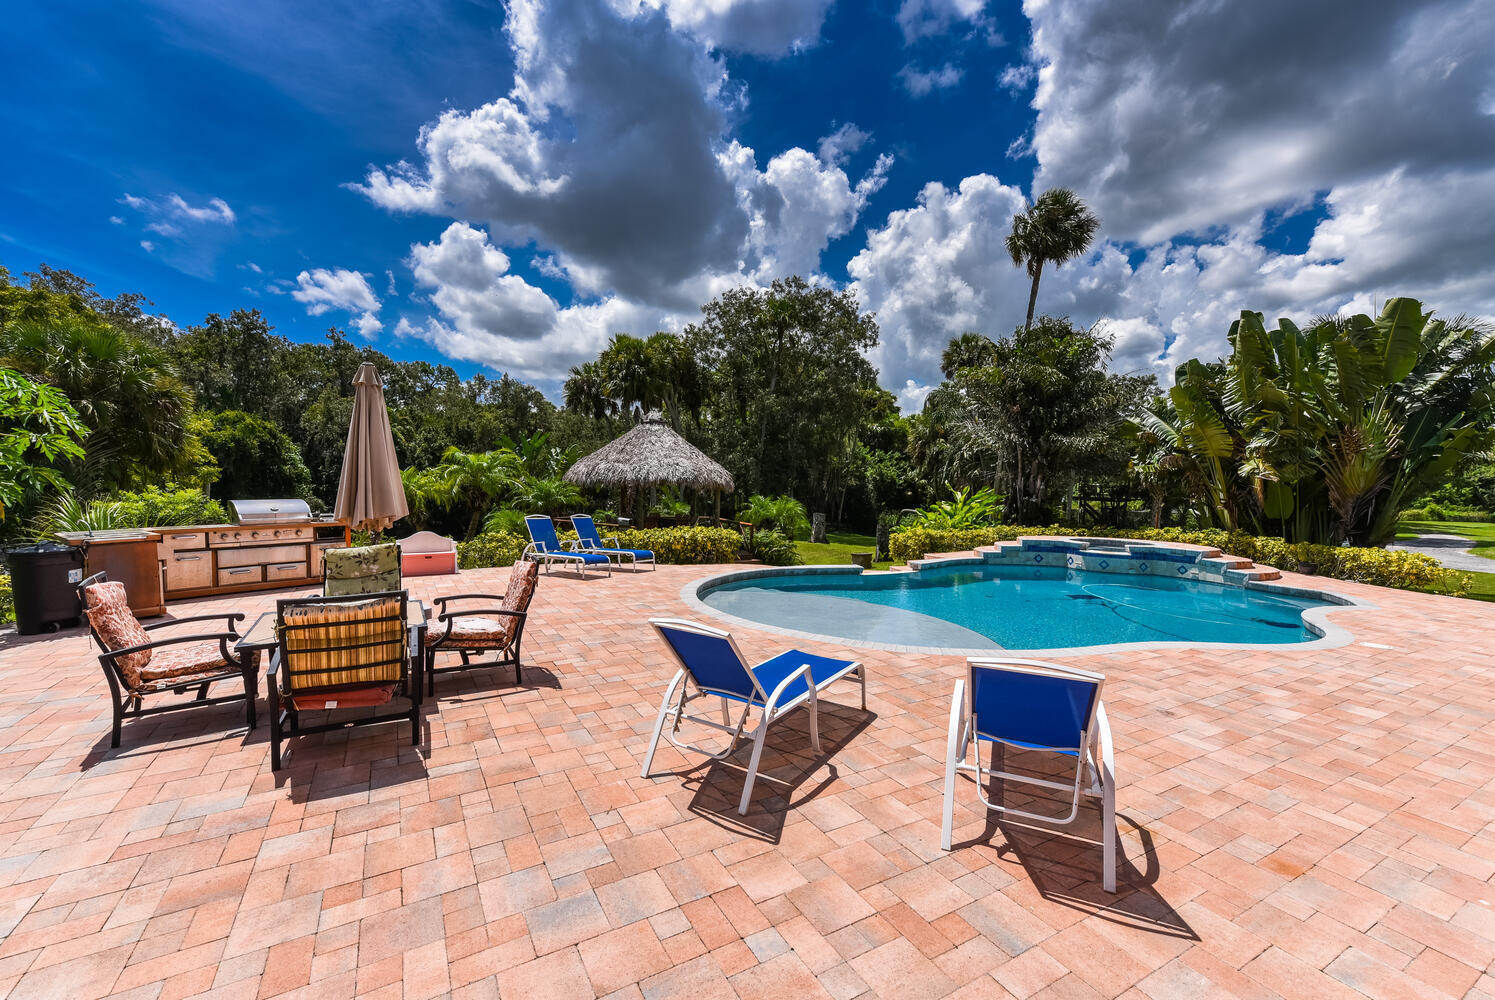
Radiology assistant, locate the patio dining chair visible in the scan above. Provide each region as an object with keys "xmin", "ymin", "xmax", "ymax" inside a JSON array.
[
  {"xmin": 268, "ymin": 591, "xmax": 420, "ymax": 770},
  {"xmin": 941, "ymin": 657, "xmax": 1117, "ymax": 893},
  {"xmin": 323, "ymin": 541, "xmax": 402, "ymax": 597},
  {"xmin": 424, "ymin": 559, "xmax": 539, "ymax": 696},
  {"xmin": 78, "ymin": 572, "xmax": 255, "ymax": 748},
  {"xmin": 522, "ymin": 515, "xmax": 611, "ymax": 577},
  {"xmin": 569, "ymin": 514, "xmax": 655, "ymax": 570},
  {"xmin": 641, "ymin": 618, "xmax": 867, "ymax": 815}
]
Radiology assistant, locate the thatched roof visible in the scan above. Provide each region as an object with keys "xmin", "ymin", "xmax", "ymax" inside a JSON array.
[{"xmin": 564, "ymin": 415, "xmax": 734, "ymax": 492}]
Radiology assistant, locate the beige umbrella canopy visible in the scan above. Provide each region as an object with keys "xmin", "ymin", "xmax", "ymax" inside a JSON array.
[
  {"xmin": 564, "ymin": 415, "xmax": 734, "ymax": 517},
  {"xmin": 334, "ymin": 363, "xmax": 409, "ymax": 533}
]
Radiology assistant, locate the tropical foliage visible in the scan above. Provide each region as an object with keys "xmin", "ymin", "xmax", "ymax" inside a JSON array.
[
  {"xmin": 912, "ymin": 485, "xmax": 1001, "ymax": 530},
  {"xmin": 0, "ymin": 367, "xmax": 87, "ymax": 521},
  {"xmin": 913, "ymin": 318, "xmax": 1154, "ymax": 521},
  {"xmin": 739, "ymin": 494, "xmax": 810, "ymax": 539},
  {"xmin": 1137, "ymin": 300, "xmax": 1495, "ymax": 545},
  {"xmin": 746, "ymin": 529, "xmax": 801, "ymax": 566}
]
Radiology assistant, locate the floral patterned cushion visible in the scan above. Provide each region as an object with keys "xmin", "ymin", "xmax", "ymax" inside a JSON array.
[
  {"xmin": 323, "ymin": 543, "xmax": 402, "ymax": 597},
  {"xmin": 502, "ymin": 560, "xmax": 539, "ymax": 614},
  {"xmin": 139, "ymin": 642, "xmax": 233, "ymax": 684},
  {"xmin": 442, "ymin": 616, "xmax": 517, "ymax": 649},
  {"xmin": 83, "ymin": 581, "xmax": 152, "ymax": 686}
]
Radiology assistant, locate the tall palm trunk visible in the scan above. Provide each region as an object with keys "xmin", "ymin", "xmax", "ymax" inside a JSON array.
[{"xmin": 1023, "ymin": 261, "xmax": 1043, "ymax": 332}]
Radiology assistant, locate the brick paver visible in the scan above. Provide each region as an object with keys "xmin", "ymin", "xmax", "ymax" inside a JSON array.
[{"xmin": 0, "ymin": 562, "xmax": 1490, "ymax": 998}]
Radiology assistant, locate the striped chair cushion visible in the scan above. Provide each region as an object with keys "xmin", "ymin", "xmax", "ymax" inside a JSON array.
[{"xmin": 280, "ymin": 597, "xmax": 405, "ymax": 690}]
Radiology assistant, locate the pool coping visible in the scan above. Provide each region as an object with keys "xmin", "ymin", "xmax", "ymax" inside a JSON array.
[{"xmin": 679, "ymin": 558, "xmax": 1377, "ymax": 658}]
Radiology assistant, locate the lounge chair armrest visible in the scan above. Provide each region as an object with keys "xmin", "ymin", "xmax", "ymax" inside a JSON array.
[
  {"xmin": 604, "ymin": 535, "xmax": 620, "ymax": 547},
  {"xmin": 267, "ymin": 650, "xmax": 280, "ymax": 676},
  {"xmin": 144, "ymin": 612, "xmax": 246, "ymax": 634},
  {"xmin": 100, "ymin": 630, "xmax": 242, "ymax": 662},
  {"xmin": 762, "ymin": 662, "xmax": 814, "ymax": 713},
  {"xmin": 1092, "ymin": 701, "xmax": 1114, "ymax": 777}
]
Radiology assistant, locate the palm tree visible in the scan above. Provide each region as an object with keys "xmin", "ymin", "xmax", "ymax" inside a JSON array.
[
  {"xmin": 562, "ymin": 361, "xmax": 614, "ymax": 421},
  {"xmin": 0, "ymin": 316, "xmax": 198, "ymax": 491},
  {"xmin": 429, "ymin": 446, "xmax": 524, "ymax": 540},
  {"xmin": 1005, "ymin": 188, "xmax": 1100, "ymax": 332}
]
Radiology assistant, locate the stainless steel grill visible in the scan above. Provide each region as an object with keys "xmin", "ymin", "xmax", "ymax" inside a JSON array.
[{"xmin": 227, "ymin": 499, "xmax": 313, "ymax": 524}]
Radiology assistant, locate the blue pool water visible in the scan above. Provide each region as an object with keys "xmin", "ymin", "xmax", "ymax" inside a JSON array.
[{"xmin": 700, "ymin": 564, "xmax": 1334, "ymax": 650}]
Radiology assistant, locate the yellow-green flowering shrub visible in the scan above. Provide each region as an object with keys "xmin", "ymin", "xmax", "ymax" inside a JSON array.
[
  {"xmin": 617, "ymin": 527, "xmax": 741, "ymax": 564},
  {"xmin": 457, "ymin": 531, "xmax": 527, "ymax": 569},
  {"xmin": 888, "ymin": 525, "xmax": 1442, "ymax": 591},
  {"xmin": 0, "ymin": 573, "xmax": 12, "ymax": 627}
]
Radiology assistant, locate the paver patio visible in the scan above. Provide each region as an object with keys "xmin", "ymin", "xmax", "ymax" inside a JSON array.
[{"xmin": 0, "ymin": 562, "xmax": 1491, "ymax": 999}]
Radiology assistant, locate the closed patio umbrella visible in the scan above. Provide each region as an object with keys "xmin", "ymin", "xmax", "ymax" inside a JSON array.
[{"xmin": 334, "ymin": 362, "xmax": 409, "ymax": 533}]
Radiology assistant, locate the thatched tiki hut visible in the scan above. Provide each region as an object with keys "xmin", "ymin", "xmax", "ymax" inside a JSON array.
[{"xmin": 564, "ymin": 415, "xmax": 734, "ymax": 523}]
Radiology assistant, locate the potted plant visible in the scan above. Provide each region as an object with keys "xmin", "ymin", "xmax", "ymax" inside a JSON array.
[{"xmin": 1292, "ymin": 542, "xmax": 1317, "ymax": 576}]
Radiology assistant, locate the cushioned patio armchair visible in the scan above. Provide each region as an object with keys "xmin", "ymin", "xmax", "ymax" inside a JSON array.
[
  {"xmin": 78, "ymin": 572, "xmax": 255, "ymax": 749},
  {"xmin": 424, "ymin": 559, "xmax": 539, "ymax": 696},
  {"xmin": 323, "ymin": 541, "xmax": 402, "ymax": 596},
  {"xmin": 268, "ymin": 591, "xmax": 420, "ymax": 770}
]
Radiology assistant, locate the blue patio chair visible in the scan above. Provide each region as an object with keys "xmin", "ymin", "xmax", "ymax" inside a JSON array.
[
  {"xmin": 523, "ymin": 515, "xmax": 611, "ymax": 577},
  {"xmin": 642, "ymin": 618, "xmax": 867, "ymax": 815},
  {"xmin": 941, "ymin": 657, "xmax": 1117, "ymax": 893},
  {"xmin": 570, "ymin": 514, "xmax": 655, "ymax": 571}
]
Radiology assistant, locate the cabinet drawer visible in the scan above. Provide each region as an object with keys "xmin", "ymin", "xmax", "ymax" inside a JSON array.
[
  {"xmin": 217, "ymin": 566, "xmax": 262, "ymax": 588},
  {"xmin": 265, "ymin": 561, "xmax": 309, "ymax": 582},
  {"xmin": 164, "ymin": 552, "xmax": 213, "ymax": 591},
  {"xmin": 162, "ymin": 532, "xmax": 207, "ymax": 552},
  {"xmin": 312, "ymin": 543, "xmax": 341, "ymax": 575},
  {"xmin": 216, "ymin": 544, "xmax": 306, "ymax": 568}
]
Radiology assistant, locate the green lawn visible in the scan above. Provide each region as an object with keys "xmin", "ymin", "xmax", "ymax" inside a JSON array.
[
  {"xmin": 1396, "ymin": 518, "xmax": 1495, "ymax": 601},
  {"xmin": 1396, "ymin": 519, "xmax": 1495, "ymax": 559},
  {"xmin": 793, "ymin": 532, "xmax": 894, "ymax": 570}
]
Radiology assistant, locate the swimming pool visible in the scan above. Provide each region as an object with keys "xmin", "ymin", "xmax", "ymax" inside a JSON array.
[{"xmin": 692, "ymin": 559, "xmax": 1357, "ymax": 654}]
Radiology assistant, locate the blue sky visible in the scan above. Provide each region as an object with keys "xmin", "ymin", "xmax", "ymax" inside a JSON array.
[{"xmin": 4, "ymin": 0, "xmax": 1493, "ymax": 407}]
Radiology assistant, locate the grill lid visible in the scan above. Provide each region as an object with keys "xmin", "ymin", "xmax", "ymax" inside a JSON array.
[{"xmin": 228, "ymin": 499, "xmax": 313, "ymax": 524}]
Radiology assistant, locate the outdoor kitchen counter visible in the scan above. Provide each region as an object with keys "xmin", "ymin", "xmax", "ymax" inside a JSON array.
[
  {"xmin": 154, "ymin": 518, "xmax": 350, "ymax": 601},
  {"xmin": 57, "ymin": 530, "xmax": 166, "ymax": 617}
]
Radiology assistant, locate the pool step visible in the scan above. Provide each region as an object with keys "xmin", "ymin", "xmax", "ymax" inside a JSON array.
[{"xmin": 913, "ymin": 541, "xmax": 1286, "ymax": 584}]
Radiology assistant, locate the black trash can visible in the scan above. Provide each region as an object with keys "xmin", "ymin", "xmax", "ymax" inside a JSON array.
[{"xmin": 5, "ymin": 542, "xmax": 85, "ymax": 635}]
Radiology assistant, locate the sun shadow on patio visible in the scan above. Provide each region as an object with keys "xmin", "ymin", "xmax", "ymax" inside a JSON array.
[
  {"xmin": 427, "ymin": 664, "xmax": 563, "ymax": 702},
  {"xmin": 951, "ymin": 744, "xmax": 1196, "ymax": 940},
  {"xmin": 678, "ymin": 701, "xmax": 877, "ymax": 844}
]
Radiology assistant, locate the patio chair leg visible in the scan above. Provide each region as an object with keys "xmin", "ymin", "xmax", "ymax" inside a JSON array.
[
  {"xmin": 1096, "ymin": 704, "xmax": 1118, "ymax": 894},
  {"xmin": 641, "ymin": 669, "xmax": 686, "ymax": 778},
  {"xmin": 940, "ymin": 679, "xmax": 965, "ymax": 852},
  {"xmin": 806, "ymin": 686, "xmax": 822, "ymax": 755},
  {"xmin": 738, "ymin": 716, "xmax": 772, "ymax": 815},
  {"xmin": 111, "ymin": 697, "xmax": 123, "ymax": 749},
  {"xmin": 269, "ymin": 687, "xmax": 283, "ymax": 772}
]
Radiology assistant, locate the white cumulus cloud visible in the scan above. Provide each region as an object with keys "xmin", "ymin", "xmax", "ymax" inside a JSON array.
[{"xmin": 291, "ymin": 268, "xmax": 383, "ymax": 337}]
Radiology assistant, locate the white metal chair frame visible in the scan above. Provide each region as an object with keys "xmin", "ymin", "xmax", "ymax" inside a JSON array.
[
  {"xmin": 641, "ymin": 618, "xmax": 866, "ymax": 815},
  {"xmin": 940, "ymin": 657, "xmax": 1117, "ymax": 893}
]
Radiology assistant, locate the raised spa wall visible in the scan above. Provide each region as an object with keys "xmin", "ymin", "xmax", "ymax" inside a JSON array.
[{"xmin": 906, "ymin": 536, "xmax": 1284, "ymax": 586}]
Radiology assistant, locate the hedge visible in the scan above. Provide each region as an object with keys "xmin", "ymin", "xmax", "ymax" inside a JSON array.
[
  {"xmin": 0, "ymin": 573, "xmax": 12, "ymax": 627},
  {"xmin": 456, "ymin": 526, "xmax": 743, "ymax": 569},
  {"xmin": 888, "ymin": 525, "xmax": 1445, "ymax": 591},
  {"xmin": 457, "ymin": 531, "xmax": 528, "ymax": 569},
  {"xmin": 616, "ymin": 527, "xmax": 740, "ymax": 564}
]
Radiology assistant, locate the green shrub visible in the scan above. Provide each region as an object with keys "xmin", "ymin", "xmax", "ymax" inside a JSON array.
[
  {"xmin": 617, "ymin": 526, "xmax": 740, "ymax": 564},
  {"xmin": 112, "ymin": 485, "xmax": 227, "ymax": 526},
  {"xmin": 0, "ymin": 572, "xmax": 12, "ymax": 627},
  {"xmin": 887, "ymin": 524, "xmax": 1443, "ymax": 592},
  {"xmin": 912, "ymin": 485, "xmax": 1001, "ymax": 530},
  {"xmin": 482, "ymin": 508, "xmax": 528, "ymax": 535},
  {"xmin": 457, "ymin": 531, "xmax": 527, "ymax": 569},
  {"xmin": 748, "ymin": 529, "xmax": 800, "ymax": 566},
  {"xmin": 1399, "ymin": 507, "xmax": 1494, "ymax": 523}
]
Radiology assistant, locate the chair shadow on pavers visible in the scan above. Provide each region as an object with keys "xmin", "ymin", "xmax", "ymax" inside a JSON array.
[
  {"xmin": 683, "ymin": 701, "xmax": 877, "ymax": 844},
  {"xmin": 264, "ymin": 723, "xmax": 433, "ymax": 802},
  {"xmin": 422, "ymin": 664, "xmax": 563, "ymax": 705},
  {"xmin": 80, "ymin": 702, "xmax": 258, "ymax": 770},
  {"xmin": 952, "ymin": 743, "xmax": 1196, "ymax": 940}
]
